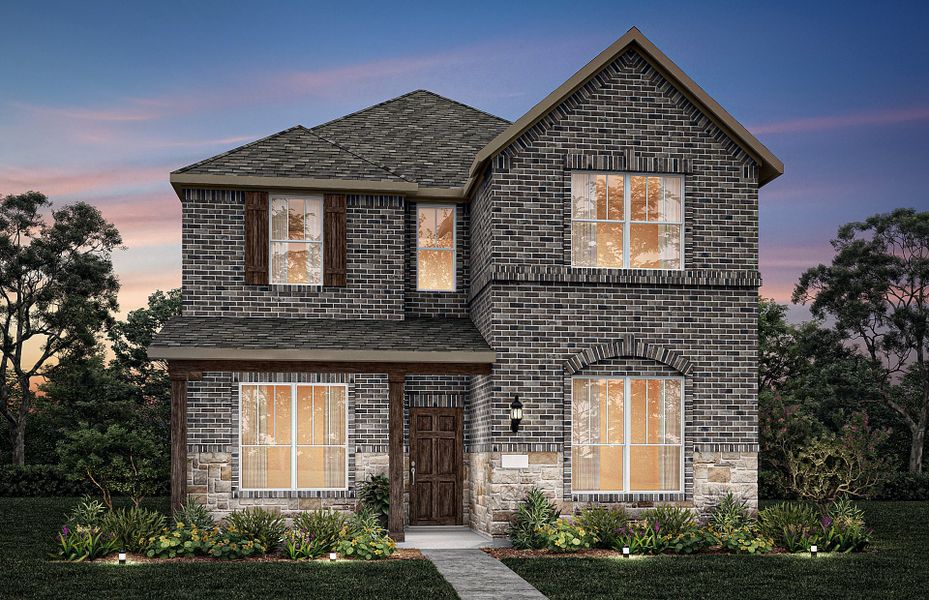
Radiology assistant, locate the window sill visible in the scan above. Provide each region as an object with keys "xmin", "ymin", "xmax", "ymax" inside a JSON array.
[
  {"xmin": 234, "ymin": 489, "xmax": 354, "ymax": 499},
  {"xmin": 569, "ymin": 492, "xmax": 687, "ymax": 503}
]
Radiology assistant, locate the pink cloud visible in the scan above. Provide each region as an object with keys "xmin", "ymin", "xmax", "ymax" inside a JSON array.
[
  {"xmin": 750, "ymin": 106, "xmax": 929, "ymax": 135},
  {"xmin": 0, "ymin": 164, "xmax": 167, "ymax": 197},
  {"xmin": 10, "ymin": 101, "xmax": 162, "ymax": 122}
]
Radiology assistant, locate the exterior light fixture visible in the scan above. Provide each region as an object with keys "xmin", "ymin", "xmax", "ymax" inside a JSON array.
[
  {"xmin": 329, "ymin": 552, "xmax": 337, "ymax": 561},
  {"xmin": 118, "ymin": 552, "xmax": 127, "ymax": 565},
  {"xmin": 810, "ymin": 545, "xmax": 818, "ymax": 558},
  {"xmin": 622, "ymin": 546, "xmax": 630, "ymax": 558},
  {"xmin": 510, "ymin": 396, "xmax": 524, "ymax": 433}
]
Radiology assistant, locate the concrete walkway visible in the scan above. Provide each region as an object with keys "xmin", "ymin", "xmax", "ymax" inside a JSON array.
[{"xmin": 423, "ymin": 549, "xmax": 548, "ymax": 600}]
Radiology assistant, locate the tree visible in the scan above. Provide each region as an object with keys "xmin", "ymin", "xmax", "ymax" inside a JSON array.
[
  {"xmin": 108, "ymin": 288, "xmax": 181, "ymax": 434},
  {"xmin": 794, "ymin": 208, "xmax": 929, "ymax": 473},
  {"xmin": 0, "ymin": 191, "xmax": 121, "ymax": 465},
  {"xmin": 57, "ymin": 423, "xmax": 166, "ymax": 508}
]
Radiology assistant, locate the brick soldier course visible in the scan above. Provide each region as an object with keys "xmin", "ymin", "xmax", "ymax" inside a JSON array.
[{"xmin": 150, "ymin": 27, "xmax": 783, "ymax": 540}]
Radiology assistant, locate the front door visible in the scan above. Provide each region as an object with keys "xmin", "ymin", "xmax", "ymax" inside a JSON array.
[{"xmin": 409, "ymin": 407, "xmax": 463, "ymax": 525}]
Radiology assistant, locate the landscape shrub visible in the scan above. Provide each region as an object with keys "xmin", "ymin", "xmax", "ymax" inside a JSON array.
[
  {"xmin": 509, "ymin": 488, "xmax": 558, "ymax": 550},
  {"xmin": 820, "ymin": 498, "xmax": 871, "ymax": 552},
  {"xmin": 873, "ymin": 471, "xmax": 929, "ymax": 501},
  {"xmin": 758, "ymin": 502, "xmax": 820, "ymax": 552},
  {"xmin": 334, "ymin": 509, "xmax": 396, "ymax": 560},
  {"xmin": 574, "ymin": 505, "xmax": 627, "ymax": 549},
  {"xmin": 611, "ymin": 519, "xmax": 708, "ymax": 555},
  {"xmin": 224, "ymin": 507, "xmax": 286, "ymax": 551},
  {"xmin": 145, "ymin": 522, "xmax": 265, "ymax": 559},
  {"xmin": 54, "ymin": 524, "xmax": 117, "ymax": 561},
  {"xmin": 0, "ymin": 465, "xmax": 97, "ymax": 497},
  {"xmin": 173, "ymin": 499, "xmax": 215, "ymax": 528},
  {"xmin": 711, "ymin": 493, "xmax": 751, "ymax": 529},
  {"xmin": 640, "ymin": 506, "xmax": 696, "ymax": 537},
  {"xmin": 358, "ymin": 474, "xmax": 390, "ymax": 528},
  {"xmin": 101, "ymin": 507, "xmax": 166, "ymax": 552},
  {"xmin": 66, "ymin": 496, "xmax": 108, "ymax": 528},
  {"xmin": 706, "ymin": 493, "xmax": 773, "ymax": 554},
  {"xmin": 538, "ymin": 519, "xmax": 596, "ymax": 553},
  {"xmin": 285, "ymin": 510, "xmax": 347, "ymax": 559},
  {"xmin": 785, "ymin": 414, "xmax": 893, "ymax": 505}
]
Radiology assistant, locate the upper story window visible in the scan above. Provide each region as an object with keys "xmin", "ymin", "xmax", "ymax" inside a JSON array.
[
  {"xmin": 270, "ymin": 195, "xmax": 323, "ymax": 285},
  {"xmin": 416, "ymin": 205, "xmax": 456, "ymax": 291},
  {"xmin": 571, "ymin": 173, "xmax": 683, "ymax": 270}
]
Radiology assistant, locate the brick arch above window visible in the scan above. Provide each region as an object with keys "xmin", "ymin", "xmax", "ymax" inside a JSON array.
[{"xmin": 564, "ymin": 336, "xmax": 693, "ymax": 376}]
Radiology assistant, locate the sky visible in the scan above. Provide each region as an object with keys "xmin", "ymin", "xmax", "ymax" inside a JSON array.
[{"xmin": 2, "ymin": 0, "xmax": 928, "ymax": 325}]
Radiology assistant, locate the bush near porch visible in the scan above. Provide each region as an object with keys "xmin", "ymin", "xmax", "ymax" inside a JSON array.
[{"xmin": 0, "ymin": 497, "xmax": 457, "ymax": 600}]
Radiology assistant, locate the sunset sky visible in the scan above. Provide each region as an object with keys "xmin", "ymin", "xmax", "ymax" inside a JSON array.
[{"xmin": 2, "ymin": 0, "xmax": 928, "ymax": 324}]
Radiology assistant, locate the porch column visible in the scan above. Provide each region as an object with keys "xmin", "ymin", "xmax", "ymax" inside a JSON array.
[
  {"xmin": 170, "ymin": 372, "xmax": 188, "ymax": 513},
  {"xmin": 388, "ymin": 372, "xmax": 405, "ymax": 541}
]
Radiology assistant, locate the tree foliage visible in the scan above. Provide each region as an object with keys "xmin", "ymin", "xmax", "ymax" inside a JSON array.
[
  {"xmin": 0, "ymin": 191, "xmax": 121, "ymax": 465},
  {"xmin": 794, "ymin": 208, "xmax": 929, "ymax": 472}
]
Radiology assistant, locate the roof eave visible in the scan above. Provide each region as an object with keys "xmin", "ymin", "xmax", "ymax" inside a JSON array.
[
  {"xmin": 467, "ymin": 27, "xmax": 784, "ymax": 188},
  {"xmin": 149, "ymin": 345, "xmax": 496, "ymax": 364},
  {"xmin": 169, "ymin": 172, "xmax": 468, "ymax": 202}
]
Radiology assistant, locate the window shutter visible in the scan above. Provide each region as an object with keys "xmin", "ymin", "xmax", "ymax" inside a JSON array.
[
  {"xmin": 324, "ymin": 193, "xmax": 347, "ymax": 287},
  {"xmin": 244, "ymin": 191, "xmax": 269, "ymax": 285}
]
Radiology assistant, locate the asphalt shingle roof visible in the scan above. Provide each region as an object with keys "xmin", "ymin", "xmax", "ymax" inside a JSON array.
[
  {"xmin": 174, "ymin": 90, "xmax": 511, "ymax": 188},
  {"xmin": 150, "ymin": 316, "xmax": 493, "ymax": 354}
]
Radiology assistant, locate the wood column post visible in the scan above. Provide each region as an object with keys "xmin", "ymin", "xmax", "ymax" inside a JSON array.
[
  {"xmin": 170, "ymin": 374, "xmax": 188, "ymax": 513},
  {"xmin": 388, "ymin": 373, "xmax": 405, "ymax": 541}
]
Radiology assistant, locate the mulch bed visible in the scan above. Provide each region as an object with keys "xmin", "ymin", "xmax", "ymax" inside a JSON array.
[
  {"xmin": 90, "ymin": 547, "xmax": 424, "ymax": 565},
  {"xmin": 484, "ymin": 548, "xmax": 623, "ymax": 559}
]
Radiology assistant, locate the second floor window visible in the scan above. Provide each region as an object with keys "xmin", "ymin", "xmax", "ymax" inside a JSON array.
[
  {"xmin": 417, "ymin": 205, "xmax": 456, "ymax": 291},
  {"xmin": 271, "ymin": 195, "xmax": 323, "ymax": 285},
  {"xmin": 571, "ymin": 172, "xmax": 683, "ymax": 270}
]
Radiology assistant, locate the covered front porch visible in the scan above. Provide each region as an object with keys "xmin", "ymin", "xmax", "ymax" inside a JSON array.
[{"xmin": 150, "ymin": 316, "xmax": 495, "ymax": 542}]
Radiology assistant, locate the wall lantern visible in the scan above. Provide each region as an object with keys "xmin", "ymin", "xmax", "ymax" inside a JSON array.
[
  {"xmin": 510, "ymin": 396, "xmax": 524, "ymax": 433},
  {"xmin": 810, "ymin": 545, "xmax": 818, "ymax": 558}
]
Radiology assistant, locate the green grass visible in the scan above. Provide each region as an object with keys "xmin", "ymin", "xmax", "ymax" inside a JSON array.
[
  {"xmin": 503, "ymin": 501, "xmax": 929, "ymax": 600},
  {"xmin": 0, "ymin": 497, "xmax": 458, "ymax": 600}
]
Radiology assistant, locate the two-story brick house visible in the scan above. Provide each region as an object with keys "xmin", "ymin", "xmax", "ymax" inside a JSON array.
[{"xmin": 150, "ymin": 27, "xmax": 783, "ymax": 540}]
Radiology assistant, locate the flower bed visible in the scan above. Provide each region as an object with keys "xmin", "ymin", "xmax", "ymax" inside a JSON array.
[
  {"xmin": 52, "ymin": 498, "xmax": 401, "ymax": 563},
  {"xmin": 505, "ymin": 489, "xmax": 872, "ymax": 557}
]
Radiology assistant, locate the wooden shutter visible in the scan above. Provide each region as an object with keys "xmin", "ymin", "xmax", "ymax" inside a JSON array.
[
  {"xmin": 244, "ymin": 191, "xmax": 269, "ymax": 285},
  {"xmin": 324, "ymin": 194, "xmax": 347, "ymax": 286}
]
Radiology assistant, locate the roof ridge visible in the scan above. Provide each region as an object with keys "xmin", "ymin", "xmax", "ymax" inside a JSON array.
[
  {"xmin": 309, "ymin": 90, "xmax": 426, "ymax": 132},
  {"xmin": 301, "ymin": 127, "xmax": 414, "ymax": 183},
  {"xmin": 409, "ymin": 89, "xmax": 512, "ymax": 125},
  {"xmin": 309, "ymin": 89, "xmax": 510, "ymax": 133},
  {"xmin": 172, "ymin": 125, "xmax": 304, "ymax": 174}
]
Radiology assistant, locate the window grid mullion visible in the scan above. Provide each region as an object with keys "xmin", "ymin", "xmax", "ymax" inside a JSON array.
[{"xmin": 291, "ymin": 383, "xmax": 297, "ymax": 489}]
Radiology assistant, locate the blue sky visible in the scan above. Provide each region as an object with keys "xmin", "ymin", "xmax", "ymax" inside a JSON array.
[{"xmin": 1, "ymin": 0, "xmax": 928, "ymax": 318}]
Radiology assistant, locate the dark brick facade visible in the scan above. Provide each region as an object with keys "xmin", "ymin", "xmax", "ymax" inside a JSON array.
[{"xmin": 179, "ymin": 46, "xmax": 762, "ymax": 517}]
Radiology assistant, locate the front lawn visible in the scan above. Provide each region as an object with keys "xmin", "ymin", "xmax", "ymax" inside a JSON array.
[
  {"xmin": 0, "ymin": 497, "xmax": 457, "ymax": 600},
  {"xmin": 502, "ymin": 501, "xmax": 929, "ymax": 600}
]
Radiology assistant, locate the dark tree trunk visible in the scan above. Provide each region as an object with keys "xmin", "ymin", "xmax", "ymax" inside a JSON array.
[
  {"xmin": 10, "ymin": 418, "xmax": 25, "ymax": 466},
  {"xmin": 910, "ymin": 420, "xmax": 926, "ymax": 473}
]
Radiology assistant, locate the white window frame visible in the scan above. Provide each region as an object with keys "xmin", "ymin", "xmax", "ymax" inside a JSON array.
[
  {"xmin": 268, "ymin": 193, "xmax": 325, "ymax": 286},
  {"xmin": 570, "ymin": 172, "xmax": 685, "ymax": 271},
  {"xmin": 415, "ymin": 204, "xmax": 457, "ymax": 292},
  {"xmin": 238, "ymin": 382, "xmax": 349, "ymax": 492},
  {"xmin": 570, "ymin": 375, "xmax": 685, "ymax": 495}
]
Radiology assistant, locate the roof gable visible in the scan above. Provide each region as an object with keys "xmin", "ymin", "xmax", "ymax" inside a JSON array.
[{"xmin": 468, "ymin": 27, "xmax": 783, "ymax": 188}]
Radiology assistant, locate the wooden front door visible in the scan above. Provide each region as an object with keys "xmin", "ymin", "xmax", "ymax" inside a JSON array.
[{"xmin": 409, "ymin": 407, "xmax": 463, "ymax": 525}]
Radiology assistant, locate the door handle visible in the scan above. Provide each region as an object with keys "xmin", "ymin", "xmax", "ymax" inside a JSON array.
[{"xmin": 410, "ymin": 460, "xmax": 416, "ymax": 485}]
